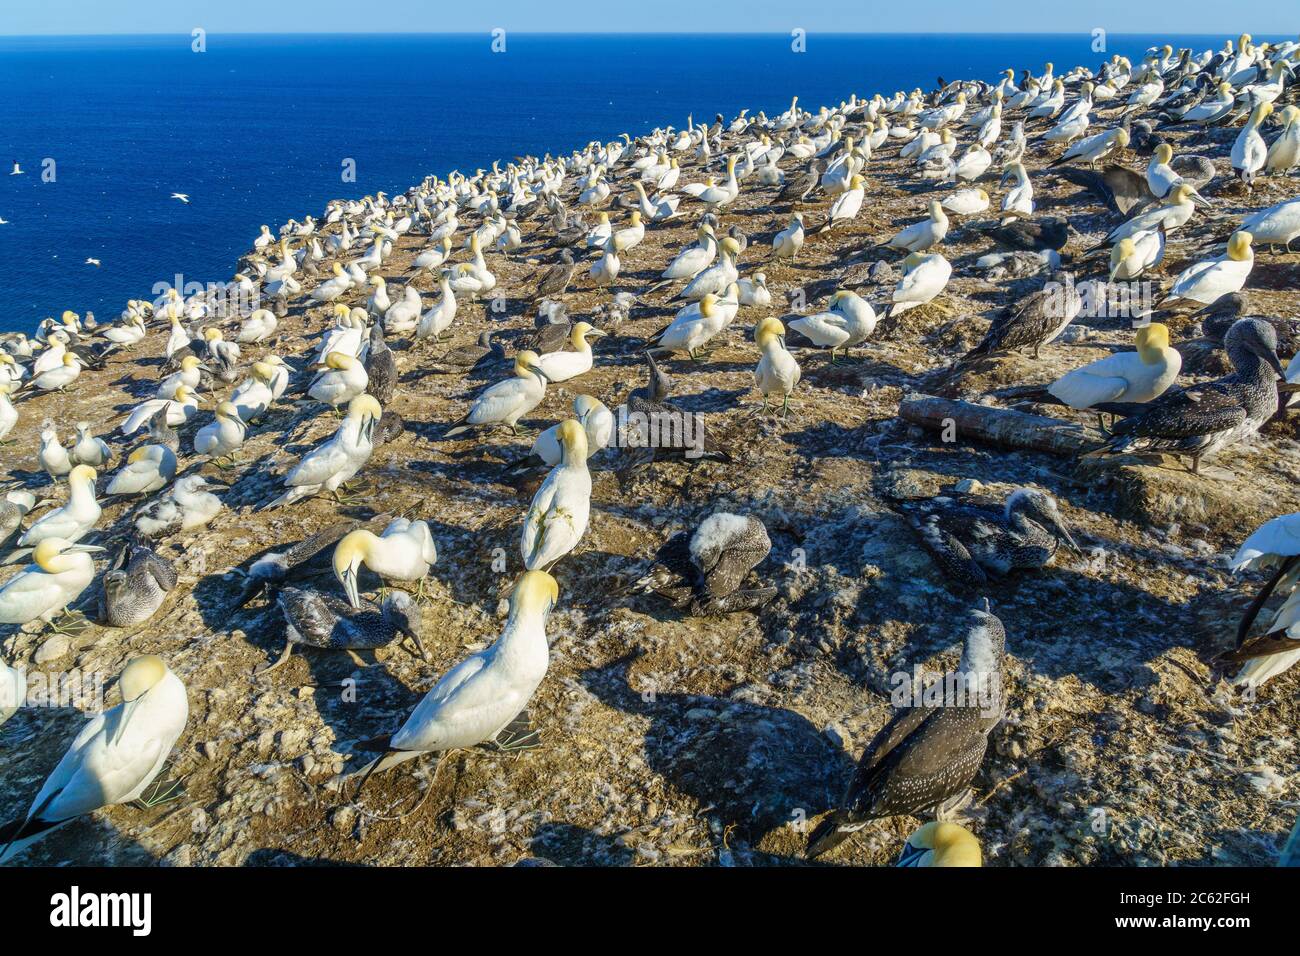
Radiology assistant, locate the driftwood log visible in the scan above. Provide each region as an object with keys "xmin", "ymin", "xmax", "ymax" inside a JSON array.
[{"xmin": 898, "ymin": 395, "xmax": 1104, "ymax": 457}]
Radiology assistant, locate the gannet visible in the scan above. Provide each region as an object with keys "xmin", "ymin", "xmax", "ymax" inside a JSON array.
[
  {"xmin": 1232, "ymin": 102, "xmax": 1273, "ymax": 184},
  {"xmin": 135, "ymin": 475, "xmax": 224, "ymax": 539},
  {"xmin": 896, "ymin": 822, "xmax": 982, "ymax": 867},
  {"xmin": 1265, "ymin": 105, "xmax": 1300, "ymax": 174},
  {"xmin": 816, "ymin": 174, "xmax": 865, "ymax": 233},
  {"xmin": 754, "ymin": 317, "xmax": 801, "ymax": 415},
  {"xmin": 105, "ymin": 445, "xmax": 177, "ymax": 497},
  {"xmin": 445, "ymin": 351, "xmax": 548, "ymax": 437},
  {"xmin": 534, "ymin": 322, "xmax": 607, "ymax": 383},
  {"xmin": 772, "ymin": 214, "xmax": 804, "ymax": 260},
  {"xmin": 1096, "ymin": 183, "xmax": 1206, "ymax": 245},
  {"xmin": 230, "ymin": 361, "xmax": 276, "ymax": 424},
  {"xmin": 262, "ymin": 587, "xmax": 425, "ymax": 674},
  {"xmin": 1240, "ymin": 197, "xmax": 1300, "ymax": 252},
  {"xmin": 97, "ymin": 537, "xmax": 177, "ymax": 628},
  {"xmin": 647, "ymin": 292, "xmax": 728, "ymax": 359},
  {"xmin": 237, "ymin": 308, "xmax": 278, "ymax": 343},
  {"xmin": 504, "ymin": 394, "xmax": 614, "ymax": 477},
  {"xmin": 1048, "ymin": 126, "xmax": 1128, "ymax": 167},
  {"xmin": 1094, "ymin": 318, "xmax": 1285, "ymax": 473},
  {"xmin": 788, "ymin": 290, "xmax": 878, "ymax": 361},
  {"xmin": 193, "ymin": 401, "xmax": 247, "ymax": 461},
  {"xmin": 641, "ymin": 512, "xmax": 776, "ymax": 615},
  {"xmin": 24, "ymin": 353, "xmax": 83, "ymax": 393},
  {"xmin": 69, "ymin": 422, "xmax": 112, "ymax": 468},
  {"xmin": 1221, "ymin": 513, "xmax": 1300, "ymax": 688},
  {"xmin": 265, "ymin": 394, "xmax": 382, "ymax": 507},
  {"xmin": 0, "ymin": 537, "xmax": 104, "ymax": 625},
  {"xmin": 157, "ymin": 355, "xmax": 207, "ymax": 400},
  {"xmin": 737, "ymin": 272, "xmax": 771, "ymax": 308},
  {"xmin": 308, "ymin": 351, "xmax": 369, "ymax": 408},
  {"xmin": 999, "ymin": 162, "xmax": 1034, "ymax": 219},
  {"xmin": 808, "ymin": 602, "xmax": 1006, "ymax": 858},
  {"xmin": 963, "ymin": 271, "xmax": 1082, "ymax": 360},
  {"xmin": 672, "ymin": 236, "xmax": 740, "ymax": 301},
  {"xmin": 415, "ymin": 271, "xmax": 457, "ymax": 342},
  {"xmin": 0, "ymin": 658, "xmax": 23, "ymax": 727},
  {"xmin": 38, "ymin": 422, "xmax": 72, "ymax": 479},
  {"xmin": 352, "ymin": 570, "xmax": 558, "ymax": 779},
  {"xmin": 941, "ymin": 187, "xmax": 990, "ymax": 216},
  {"xmin": 0, "ymin": 655, "xmax": 187, "ymax": 862},
  {"xmin": 1159, "ymin": 231, "xmax": 1254, "ymax": 307},
  {"xmin": 1109, "ymin": 227, "xmax": 1166, "ymax": 280},
  {"xmin": 383, "ymin": 284, "xmax": 423, "ymax": 335},
  {"xmin": 11, "ymin": 465, "xmax": 101, "ymax": 560},
  {"xmin": 589, "ymin": 238, "xmax": 621, "ymax": 289},
  {"xmin": 521, "ymin": 420, "xmax": 591, "ymax": 570},
  {"xmin": 1048, "ymin": 323, "xmax": 1181, "ymax": 425},
  {"xmin": 0, "ymin": 383, "xmax": 16, "ymax": 443},
  {"xmin": 885, "ymin": 252, "xmax": 952, "ymax": 319},
  {"xmin": 887, "ymin": 200, "xmax": 949, "ymax": 254},
  {"xmin": 332, "ymin": 517, "xmax": 438, "ymax": 608},
  {"xmin": 121, "ymin": 384, "xmax": 199, "ymax": 436}
]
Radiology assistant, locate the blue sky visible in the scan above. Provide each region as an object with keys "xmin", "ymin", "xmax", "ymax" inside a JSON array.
[{"xmin": 0, "ymin": 0, "xmax": 1293, "ymax": 35}]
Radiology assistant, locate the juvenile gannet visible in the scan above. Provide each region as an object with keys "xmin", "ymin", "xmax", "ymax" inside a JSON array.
[
  {"xmin": 753, "ymin": 317, "xmax": 801, "ymax": 415},
  {"xmin": 352, "ymin": 570, "xmax": 557, "ymax": 779},
  {"xmin": 135, "ymin": 475, "xmax": 224, "ymax": 539},
  {"xmin": 521, "ymin": 420, "xmax": 591, "ymax": 571},
  {"xmin": 0, "ymin": 538, "xmax": 104, "ymax": 625},
  {"xmin": 97, "ymin": 537, "xmax": 177, "ymax": 628},
  {"xmin": 445, "ymin": 351, "xmax": 549, "ymax": 437},
  {"xmin": 265, "ymin": 394, "xmax": 382, "ymax": 507},
  {"xmin": 332, "ymin": 517, "xmax": 438, "ymax": 608},
  {"xmin": 1220, "ymin": 513, "xmax": 1300, "ymax": 689},
  {"xmin": 896, "ymin": 822, "xmax": 982, "ymax": 867},
  {"xmin": 261, "ymin": 587, "xmax": 425, "ymax": 675},
  {"xmin": 105, "ymin": 445, "xmax": 177, "ymax": 497},
  {"xmin": 641, "ymin": 512, "xmax": 776, "ymax": 615},
  {"xmin": 963, "ymin": 271, "xmax": 1082, "ymax": 360},
  {"xmin": 808, "ymin": 602, "xmax": 1006, "ymax": 858},
  {"xmin": 1094, "ymin": 319, "xmax": 1285, "ymax": 473},
  {"xmin": 0, "ymin": 655, "xmax": 187, "ymax": 862}
]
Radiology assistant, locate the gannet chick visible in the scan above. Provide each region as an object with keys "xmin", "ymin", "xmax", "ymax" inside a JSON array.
[
  {"xmin": 445, "ymin": 350, "xmax": 548, "ymax": 437},
  {"xmin": 352, "ymin": 570, "xmax": 558, "ymax": 779},
  {"xmin": 0, "ymin": 490, "xmax": 36, "ymax": 549},
  {"xmin": 69, "ymin": 422, "xmax": 112, "ymax": 468},
  {"xmin": 754, "ymin": 317, "xmax": 801, "ymax": 415},
  {"xmin": 896, "ymin": 822, "xmax": 982, "ymax": 867},
  {"xmin": 807, "ymin": 602, "xmax": 1006, "ymax": 858},
  {"xmin": 9, "ymin": 465, "xmax": 101, "ymax": 560},
  {"xmin": 309, "ymin": 350, "xmax": 369, "ymax": 408},
  {"xmin": 135, "ymin": 475, "xmax": 224, "ymax": 539},
  {"xmin": 97, "ymin": 536, "xmax": 177, "ymax": 628},
  {"xmin": 265, "ymin": 394, "xmax": 382, "ymax": 507},
  {"xmin": 0, "ymin": 538, "xmax": 104, "ymax": 625},
  {"xmin": 106, "ymin": 445, "xmax": 177, "ymax": 497},
  {"xmin": 534, "ymin": 321, "xmax": 608, "ymax": 383},
  {"xmin": 503, "ymin": 394, "xmax": 614, "ymax": 478},
  {"xmin": 0, "ymin": 658, "xmax": 24, "ymax": 727},
  {"xmin": 1048, "ymin": 323, "xmax": 1181, "ymax": 426},
  {"xmin": 1220, "ymin": 512, "xmax": 1300, "ymax": 689},
  {"xmin": 38, "ymin": 422, "xmax": 72, "ymax": 480},
  {"xmin": 261, "ymin": 587, "xmax": 425, "ymax": 674},
  {"xmin": 905, "ymin": 487, "xmax": 1077, "ymax": 589},
  {"xmin": 788, "ymin": 290, "xmax": 878, "ymax": 362},
  {"xmin": 0, "ymin": 655, "xmax": 187, "ymax": 862},
  {"xmin": 120, "ymin": 384, "xmax": 199, "ymax": 436},
  {"xmin": 332, "ymin": 517, "xmax": 438, "ymax": 608},
  {"xmin": 193, "ymin": 401, "xmax": 247, "ymax": 461},
  {"xmin": 521, "ymin": 420, "xmax": 591, "ymax": 571},
  {"xmin": 1093, "ymin": 318, "xmax": 1286, "ymax": 474},
  {"xmin": 642, "ymin": 512, "xmax": 776, "ymax": 615}
]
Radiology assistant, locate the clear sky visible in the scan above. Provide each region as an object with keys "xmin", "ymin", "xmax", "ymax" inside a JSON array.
[{"xmin": 0, "ymin": 0, "xmax": 1293, "ymax": 36}]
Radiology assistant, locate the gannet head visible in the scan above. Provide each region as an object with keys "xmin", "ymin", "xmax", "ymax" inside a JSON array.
[
  {"xmin": 1135, "ymin": 323, "xmax": 1170, "ymax": 364},
  {"xmin": 333, "ymin": 303, "xmax": 350, "ymax": 320},
  {"xmin": 848, "ymin": 174, "xmax": 865, "ymax": 190},
  {"xmin": 62, "ymin": 352, "xmax": 79, "ymax": 368},
  {"xmin": 216, "ymin": 400, "xmax": 240, "ymax": 420},
  {"xmin": 347, "ymin": 393, "xmax": 383, "ymax": 422},
  {"xmin": 173, "ymin": 384, "xmax": 193, "ymax": 403},
  {"xmin": 755, "ymin": 316, "xmax": 785, "ymax": 347},
  {"xmin": 514, "ymin": 349, "xmax": 547, "ymax": 381},
  {"xmin": 1007, "ymin": 488, "xmax": 1077, "ymax": 551},
  {"xmin": 370, "ymin": 274, "xmax": 386, "ymax": 287},
  {"xmin": 928, "ymin": 199, "xmax": 946, "ymax": 221},
  {"xmin": 322, "ymin": 350, "xmax": 353, "ymax": 371},
  {"xmin": 1153, "ymin": 143, "xmax": 1173, "ymax": 164},
  {"xmin": 1114, "ymin": 128, "xmax": 1130, "ymax": 149},
  {"xmin": 113, "ymin": 654, "xmax": 169, "ymax": 746},
  {"xmin": 180, "ymin": 355, "xmax": 202, "ymax": 372},
  {"xmin": 203, "ymin": 328, "xmax": 222, "ymax": 343},
  {"xmin": 511, "ymin": 569, "xmax": 559, "ymax": 618},
  {"xmin": 721, "ymin": 236, "xmax": 741, "ymax": 257},
  {"xmin": 699, "ymin": 293, "xmax": 718, "ymax": 319},
  {"xmin": 1227, "ymin": 231, "xmax": 1254, "ymax": 262},
  {"xmin": 571, "ymin": 321, "xmax": 607, "ymax": 349},
  {"xmin": 557, "ymin": 418, "xmax": 588, "ymax": 464},
  {"xmin": 332, "ymin": 529, "xmax": 377, "ymax": 608},
  {"xmin": 899, "ymin": 822, "xmax": 982, "ymax": 867},
  {"xmin": 573, "ymin": 394, "xmax": 603, "ymax": 423}
]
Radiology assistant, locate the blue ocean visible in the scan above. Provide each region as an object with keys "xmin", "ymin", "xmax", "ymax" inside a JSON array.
[{"xmin": 0, "ymin": 32, "xmax": 1267, "ymax": 333}]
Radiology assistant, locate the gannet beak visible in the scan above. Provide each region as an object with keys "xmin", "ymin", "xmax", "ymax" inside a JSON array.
[
  {"xmin": 1264, "ymin": 351, "xmax": 1287, "ymax": 378},
  {"xmin": 1053, "ymin": 520, "xmax": 1079, "ymax": 553},
  {"xmin": 1189, "ymin": 190, "xmax": 1213, "ymax": 209},
  {"xmin": 531, "ymin": 365, "xmax": 550, "ymax": 381},
  {"xmin": 67, "ymin": 544, "xmax": 107, "ymax": 554},
  {"xmin": 341, "ymin": 566, "xmax": 361, "ymax": 609},
  {"xmin": 111, "ymin": 695, "xmax": 143, "ymax": 748},
  {"xmin": 197, "ymin": 363, "xmax": 214, "ymax": 374}
]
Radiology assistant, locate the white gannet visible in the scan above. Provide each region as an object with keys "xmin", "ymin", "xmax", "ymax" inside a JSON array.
[
  {"xmin": 383, "ymin": 284, "xmax": 423, "ymax": 335},
  {"xmin": 886, "ymin": 252, "xmax": 953, "ymax": 318},
  {"xmin": 1223, "ymin": 513, "xmax": 1300, "ymax": 688},
  {"xmin": 415, "ymin": 271, "xmax": 457, "ymax": 342},
  {"xmin": 0, "ymin": 383, "xmax": 17, "ymax": 443},
  {"xmin": 999, "ymin": 162, "xmax": 1034, "ymax": 219},
  {"xmin": 353, "ymin": 570, "xmax": 557, "ymax": 778},
  {"xmin": 673, "ymin": 235, "xmax": 740, "ymax": 301},
  {"xmin": 105, "ymin": 445, "xmax": 177, "ymax": 497},
  {"xmin": 509, "ymin": 394, "xmax": 614, "ymax": 474},
  {"xmin": 156, "ymin": 355, "xmax": 206, "ymax": 400},
  {"xmin": 332, "ymin": 517, "xmax": 438, "ymax": 608},
  {"xmin": 1048, "ymin": 323, "xmax": 1182, "ymax": 424},
  {"xmin": 0, "ymin": 655, "xmax": 187, "ymax": 862},
  {"xmin": 1048, "ymin": 126, "xmax": 1128, "ymax": 167},
  {"xmin": 887, "ymin": 200, "xmax": 949, "ymax": 254},
  {"xmin": 816, "ymin": 174, "xmax": 865, "ymax": 233},
  {"xmin": 521, "ymin": 420, "xmax": 591, "ymax": 570},
  {"xmin": 1265, "ymin": 105, "xmax": 1300, "ymax": 174},
  {"xmin": 0, "ymin": 658, "xmax": 24, "ymax": 726},
  {"xmin": 772, "ymin": 213, "xmax": 805, "ymax": 260},
  {"xmin": 120, "ymin": 384, "xmax": 199, "ymax": 436},
  {"xmin": 534, "ymin": 321, "xmax": 607, "ymax": 383},
  {"xmin": 230, "ymin": 360, "xmax": 277, "ymax": 424},
  {"xmin": 0, "ymin": 538, "xmax": 103, "ymax": 625},
  {"xmin": 896, "ymin": 822, "xmax": 983, "ymax": 868},
  {"xmin": 135, "ymin": 475, "xmax": 224, "ymax": 538},
  {"xmin": 754, "ymin": 317, "xmax": 802, "ymax": 415},
  {"xmin": 941, "ymin": 187, "xmax": 990, "ymax": 216},
  {"xmin": 445, "ymin": 351, "xmax": 549, "ymax": 437},
  {"xmin": 1160, "ymin": 231, "xmax": 1254, "ymax": 307},
  {"xmin": 236, "ymin": 308, "xmax": 278, "ymax": 343},
  {"xmin": 69, "ymin": 422, "xmax": 112, "ymax": 468},
  {"xmin": 737, "ymin": 272, "xmax": 771, "ymax": 308},
  {"xmin": 1232, "ymin": 102, "xmax": 1273, "ymax": 185},
  {"xmin": 1240, "ymin": 197, "xmax": 1300, "ymax": 252},
  {"xmin": 25, "ymin": 353, "xmax": 83, "ymax": 393},
  {"xmin": 193, "ymin": 400, "xmax": 247, "ymax": 461},
  {"xmin": 39, "ymin": 422, "xmax": 72, "ymax": 479},
  {"xmin": 308, "ymin": 351, "xmax": 369, "ymax": 408},
  {"xmin": 648, "ymin": 292, "xmax": 728, "ymax": 359},
  {"xmin": 265, "ymin": 394, "xmax": 382, "ymax": 507},
  {"xmin": 788, "ymin": 290, "xmax": 878, "ymax": 360},
  {"xmin": 1109, "ymin": 227, "xmax": 1166, "ymax": 280},
  {"xmin": 12, "ymin": 465, "xmax": 101, "ymax": 557}
]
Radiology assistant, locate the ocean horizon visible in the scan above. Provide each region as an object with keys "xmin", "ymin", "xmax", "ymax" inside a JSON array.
[{"xmin": 0, "ymin": 31, "xmax": 1278, "ymax": 334}]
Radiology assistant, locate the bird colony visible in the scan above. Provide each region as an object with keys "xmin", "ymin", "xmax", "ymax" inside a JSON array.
[{"xmin": 1, "ymin": 34, "xmax": 1299, "ymax": 867}]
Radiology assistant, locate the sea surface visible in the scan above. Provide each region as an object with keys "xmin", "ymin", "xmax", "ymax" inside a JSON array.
[{"xmin": 0, "ymin": 32, "xmax": 1273, "ymax": 333}]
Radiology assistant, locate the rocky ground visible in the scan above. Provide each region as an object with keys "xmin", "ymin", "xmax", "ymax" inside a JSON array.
[{"xmin": 1, "ymin": 92, "xmax": 1298, "ymax": 867}]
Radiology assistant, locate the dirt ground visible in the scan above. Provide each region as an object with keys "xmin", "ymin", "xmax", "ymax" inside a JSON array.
[{"xmin": 1, "ymin": 90, "xmax": 1298, "ymax": 867}]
